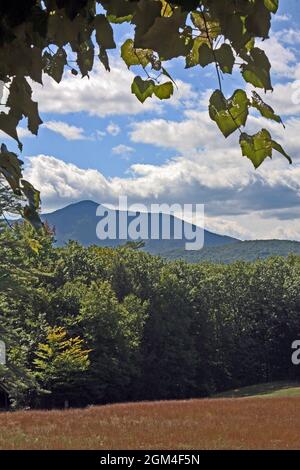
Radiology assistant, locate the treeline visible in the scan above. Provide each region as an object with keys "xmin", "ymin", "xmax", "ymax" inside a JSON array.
[{"xmin": 0, "ymin": 222, "xmax": 300, "ymax": 408}]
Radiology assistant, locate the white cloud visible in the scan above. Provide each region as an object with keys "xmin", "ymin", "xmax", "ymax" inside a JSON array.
[
  {"xmin": 106, "ymin": 122, "xmax": 121, "ymax": 136},
  {"xmin": 275, "ymin": 28, "xmax": 300, "ymax": 45},
  {"xmin": 24, "ymin": 151, "xmax": 300, "ymax": 241},
  {"xmin": 129, "ymin": 110, "xmax": 222, "ymax": 153},
  {"xmin": 20, "ymin": 27, "xmax": 300, "ymax": 240},
  {"xmin": 257, "ymin": 35, "xmax": 297, "ymax": 78},
  {"xmin": 112, "ymin": 144, "xmax": 135, "ymax": 156},
  {"xmin": 43, "ymin": 121, "xmax": 90, "ymax": 140},
  {"xmin": 32, "ymin": 60, "xmax": 196, "ymax": 118},
  {"xmin": 273, "ymin": 14, "xmax": 291, "ymax": 22}
]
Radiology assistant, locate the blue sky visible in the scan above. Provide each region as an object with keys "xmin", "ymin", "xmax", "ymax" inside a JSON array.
[{"xmin": 1, "ymin": 0, "xmax": 300, "ymax": 240}]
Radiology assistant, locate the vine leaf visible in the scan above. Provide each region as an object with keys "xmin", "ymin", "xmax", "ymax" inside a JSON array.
[
  {"xmin": 99, "ymin": 47, "xmax": 110, "ymax": 71},
  {"xmin": 271, "ymin": 140, "xmax": 292, "ymax": 164},
  {"xmin": 134, "ymin": 8, "xmax": 188, "ymax": 60},
  {"xmin": 94, "ymin": 14, "xmax": 116, "ymax": 50},
  {"xmin": 216, "ymin": 44, "xmax": 235, "ymax": 74},
  {"xmin": 6, "ymin": 76, "xmax": 43, "ymax": 136},
  {"xmin": 153, "ymin": 82, "xmax": 174, "ymax": 100},
  {"xmin": 121, "ymin": 39, "xmax": 150, "ymax": 68},
  {"xmin": 0, "ymin": 144, "xmax": 42, "ymax": 229},
  {"xmin": 245, "ymin": 2, "xmax": 271, "ymax": 39},
  {"xmin": 21, "ymin": 180, "xmax": 43, "ymax": 229},
  {"xmin": 240, "ymin": 129, "xmax": 292, "ymax": 168},
  {"xmin": 131, "ymin": 76, "xmax": 155, "ymax": 103},
  {"xmin": 43, "ymin": 48, "xmax": 67, "ymax": 83},
  {"xmin": 209, "ymin": 90, "xmax": 249, "ymax": 138},
  {"xmin": 185, "ymin": 36, "xmax": 208, "ymax": 68},
  {"xmin": 241, "ymin": 47, "xmax": 273, "ymax": 91},
  {"xmin": 264, "ymin": 0, "xmax": 279, "ymax": 14},
  {"xmin": 0, "ymin": 144, "xmax": 23, "ymax": 193},
  {"xmin": 198, "ymin": 43, "xmax": 214, "ymax": 68},
  {"xmin": 199, "ymin": 43, "xmax": 235, "ymax": 73},
  {"xmin": 0, "ymin": 112, "xmax": 22, "ymax": 151},
  {"xmin": 76, "ymin": 39, "xmax": 95, "ymax": 77},
  {"xmin": 251, "ymin": 91, "xmax": 283, "ymax": 125}
]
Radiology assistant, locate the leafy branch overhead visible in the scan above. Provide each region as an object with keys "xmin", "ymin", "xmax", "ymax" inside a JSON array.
[{"xmin": 0, "ymin": 0, "xmax": 292, "ymax": 223}]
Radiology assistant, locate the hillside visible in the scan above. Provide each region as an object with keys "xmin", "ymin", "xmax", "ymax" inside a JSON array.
[
  {"xmin": 161, "ymin": 239, "xmax": 300, "ymax": 263},
  {"xmin": 40, "ymin": 201, "xmax": 300, "ymax": 263},
  {"xmin": 41, "ymin": 200, "xmax": 238, "ymax": 249}
]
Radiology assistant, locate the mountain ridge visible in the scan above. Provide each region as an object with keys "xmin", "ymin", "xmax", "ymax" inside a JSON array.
[
  {"xmin": 40, "ymin": 200, "xmax": 300, "ymax": 263},
  {"xmin": 41, "ymin": 199, "xmax": 238, "ymax": 251}
]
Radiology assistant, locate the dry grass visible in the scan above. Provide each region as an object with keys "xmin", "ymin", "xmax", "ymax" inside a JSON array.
[{"xmin": 0, "ymin": 397, "xmax": 300, "ymax": 450}]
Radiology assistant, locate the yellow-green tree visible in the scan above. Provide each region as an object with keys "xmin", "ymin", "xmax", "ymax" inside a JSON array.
[{"xmin": 34, "ymin": 326, "xmax": 91, "ymax": 406}]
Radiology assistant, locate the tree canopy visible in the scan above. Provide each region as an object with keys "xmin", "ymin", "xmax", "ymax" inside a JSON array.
[
  {"xmin": 0, "ymin": 0, "xmax": 291, "ymax": 225},
  {"xmin": 0, "ymin": 223, "xmax": 300, "ymax": 408}
]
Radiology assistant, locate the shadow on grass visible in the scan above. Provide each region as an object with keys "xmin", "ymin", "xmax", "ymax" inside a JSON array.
[{"xmin": 212, "ymin": 381, "xmax": 300, "ymax": 399}]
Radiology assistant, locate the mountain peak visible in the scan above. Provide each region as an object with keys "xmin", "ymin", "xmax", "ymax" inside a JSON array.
[{"xmin": 41, "ymin": 199, "xmax": 238, "ymax": 250}]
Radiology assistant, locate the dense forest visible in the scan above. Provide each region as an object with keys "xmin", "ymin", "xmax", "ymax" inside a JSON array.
[{"xmin": 1, "ymin": 217, "xmax": 300, "ymax": 409}]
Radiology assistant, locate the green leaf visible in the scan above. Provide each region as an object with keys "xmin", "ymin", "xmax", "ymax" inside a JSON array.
[
  {"xmin": 134, "ymin": 8, "xmax": 189, "ymax": 60},
  {"xmin": 21, "ymin": 180, "xmax": 41, "ymax": 212},
  {"xmin": 240, "ymin": 129, "xmax": 292, "ymax": 168},
  {"xmin": 0, "ymin": 144, "xmax": 23, "ymax": 192},
  {"xmin": 0, "ymin": 144, "xmax": 43, "ymax": 229},
  {"xmin": 131, "ymin": 76, "xmax": 155, "ymax": 103},
  {"xmin": 240, "ymin": 129, "xmax": 272, "ymax": 168},
  {"xmin": 198, "ymin": 43, "xmax": 235, "ymax": 73},
  {"xmin": 107, "ymin": 14, "xmax": 133, "ymax": 24},
  {"xmin": 6, "ymin": 76, "xmax": 43, "ymax": 136},
  {"xmin": 245, "ymin": 3, "xmax": 271, "ymax": 39},
  {"xmin": 264, "ymin": 0, "xmax": 279, "ymax": 14},
  {"xmin": 0, "ymin": 112, "xmax": 22, "ymax": 150},
  {"xmin": 43, "ymin": 48, "xmax": 67, "ymax": 83},
  {"xmin": 99, "ymin": 47, "xmax": 110, "ymax": 72},
  {"xmin": 153, "ymin": 82, "xmax": 174, "ymax": 100},
  {"xmin": 76, "ymin": 39, "xmax": 94, "ymax": 77},
  {"xmin": 241, "ymin": 47, "xmax": 272, "ymax": 91},
  {"xmin": 185, "ymin": 36, "xmax": 208, "ymax": 68},
  {"xmin": 94, "ymin": 14, "xmax": 116, "ymax": 50},
  {"xmin": 251, "ymin": 91, "xmax": 282, "ymax": 125},
  {"xmin": 198, "ymin": 43, "xmax": 214, "ymax": 68},
  {"xmin": 121, "ymin": 39, "xmax": 150, "ymax": 68},
  {"xmin": 216, "ymin": 43, "xmax": 235, "ymax": 74},
  {"xmin": 23, "ymin": 205, "xmax": 43, "ymax": 230},
  {"xmin": 101, "ymin": 0, "xmax": 138, "ymax": 19},
  {"xmin": 209, "ymin": 89, "xmax": 249, "ymax": 138},
  {"xmin": 271, "ymin": 140, "xmax": 292, "ymax": 164}
]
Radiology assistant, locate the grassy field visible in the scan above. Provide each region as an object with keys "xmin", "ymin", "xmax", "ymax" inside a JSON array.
[{"xmin": 1, "ymin": 383, "xmax": 300, "ymax": 450}]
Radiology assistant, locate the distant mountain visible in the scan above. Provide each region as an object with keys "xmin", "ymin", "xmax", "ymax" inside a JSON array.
[
  {"xmin": 40, "ymin": 201, "xmax": 300, "ymax": 263},
  {"xmin": 161, "ymin": 240, "xmax": 300, "ymax": 263},
  {"xmin": 41, "ymin": 200, "xmax": 238, "ymax": 251}
]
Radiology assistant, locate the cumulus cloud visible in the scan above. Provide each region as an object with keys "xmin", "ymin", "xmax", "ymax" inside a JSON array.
[
  {"xmin": 21, "ymin": 25, "xmax": 300, "ymax": 241},
  {"xmin": 257, "ymin": 35, "xmax": 297, "ymax": 78},
  {"xmin": 32, "ymin": 60, "xmax": 196, "ymax": 118},
  {"xmin": 23, "ymin": 130, "xmax": 300, "ymax": 239},
  {"xmin": 43, "ymin": 121, "xmax": 90, "ymax": 140}
]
